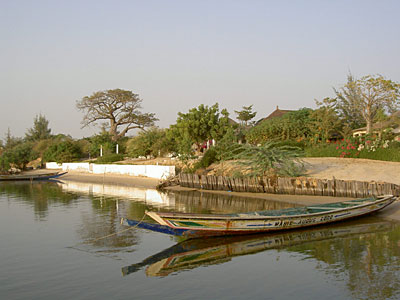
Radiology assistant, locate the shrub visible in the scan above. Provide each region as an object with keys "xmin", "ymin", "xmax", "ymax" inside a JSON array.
[
  {"xmin": 358, "ymin": 148, "xmax": 400, "ymax": 162},
  {"xmin": 85, "ymin": 133, "xmax": 117, "ymax": 158},
  {"xmin": 246, "ymin": 109, "xmax": 312, "ymax": 144},
  {"xmin": 95, "ymin": 153, "xmax": 124, "ymax": 164},
  {"xmin": 305, "ymin": 137, "xmax": 400, "ymax": 161},
  {"xmin": 304, "ymin": 144, "xmax": 338, "ymax": 157},
  {"xmin": 127, "ymin": 128, "xmax": 173, "ymax": 158},
  {"xmin": 195, "ymin": 148, "xmax": 217, "ymax": 169},
  {"xmin": 43, "ymin": 140, "xmax": 82, "ymax": 163},
  {"xmin": 0, "ymin": 141, "xmax": 38, "ymax": 170},
  {"xmin": 230, "ymin": 142, "xmax": 304, "ymax": 177}
]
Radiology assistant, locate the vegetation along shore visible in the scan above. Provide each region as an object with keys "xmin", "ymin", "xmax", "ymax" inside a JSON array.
[{"xmin": 1, "ymin": 73, "xmax": 400, "ymax": 216}]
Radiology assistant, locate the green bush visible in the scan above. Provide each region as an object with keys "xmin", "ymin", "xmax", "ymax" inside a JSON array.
[
  {"xmin": 43, "ymin": 140, "xmax": 82, "ymax": 163},
  {"xmin": 304, "ymin": 144, "xmax": 339, "ymax": 157},
  {"xmin": 127, "ymin": 128, "xmax": 173, "ymax": 158},
  {"xmin": 0, "ymin": 155, "xmax": 11, "ymax": 173},
  {"xmin": 358, "ymin": 148, "xmax": 400, "ymax": 162},
  {"xmin": 195, "ymin": 148, "xmax": 218, "ymax": 169},
  {"xmin": 84, "ymin": 132, "xmax": 117, "ymax": 158},
  {"xmin": 273, "ymin": 140, "xmax": 306, "ymax": 150},
  {"xmin": 246, "ymin": 108, "xmax": 312, "ymax": 144},
  {"xmin": 305, "ymin": 138, "xmax": 400, "ymax": 161},
  {"xmin": 0, "ymin": 141, "xmax": 38, "ymax": 171},
  {"xmin": 95, "ymin": 153, "xmax": 124, "ymax": 164}
]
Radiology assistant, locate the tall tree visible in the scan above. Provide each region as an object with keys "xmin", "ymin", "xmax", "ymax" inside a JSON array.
[
  {"xmin": 76, "ymin": 89, "xmax": 158, "ymax": 141},
  {"xmin": 332, "ymin": 74, "xmax": 366, "ymax": 130},
  {"xmin": 334, "ymin": 74, "xmax": 400, "ymax": 134},
  {"xmin": 170, "ymin": 103, "xmax": 231, "ymax": 152},
  {"xmin": 234, "ymin": 105, "xmax": 257, "ymax": 126},
  {"xmin": 310, "ymin": 98, "xmax": 342, "ymax": 142},
  {"xmin": 4, "ymin": 128, "xmax": 22, "ymax": 150},
  {"xmin": 25, "ymin": 114, "xmax": 52, "ymax": 141}
]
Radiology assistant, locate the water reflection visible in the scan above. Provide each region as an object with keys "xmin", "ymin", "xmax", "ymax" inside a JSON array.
[
  {"xmin": 122, "ymin": 218, "xmax": 394, "ymax": 276},
  {"xmin": 122, "ymin": 218, "xmax": 400, "ymax": 299},
  {"xmin": 288, "ymin": 219, "xmax": 400, "ymax": 300},
  {"xmin": 0, "ymin": 181, "xmax": 78, "ymax": 220},
  {"xmin": 57, "ymin": 180, "xmax": 300, "ymax": 214},
  {"xmin": 0, "ymin": 180, "xmax": 298, "ymax": 253},
  {"xmin": 169, "ymin": 190, "xmax": 300, "ymax": 214},
  {"xmin": 1, "ymin": 180, "xmax": 400, "ymax": 299},
  {"xmin": 58, "ymin": 180, "xmax": 172, "ymax": 206}
]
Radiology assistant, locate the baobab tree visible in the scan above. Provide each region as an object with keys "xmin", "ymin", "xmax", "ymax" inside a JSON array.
[{"xmin": 77, "ymin": 89, "xmax": 158, "ymax": 141}]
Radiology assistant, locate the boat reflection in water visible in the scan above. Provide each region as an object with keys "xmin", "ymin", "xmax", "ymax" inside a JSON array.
[{"xmin": 122, "ymin": 218, "xmax": 394, "ymax": 277}]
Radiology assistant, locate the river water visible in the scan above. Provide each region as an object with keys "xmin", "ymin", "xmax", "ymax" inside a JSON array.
[{"xmin": 1, "ymin": 180, "xmax": 399, "ymax": 300}]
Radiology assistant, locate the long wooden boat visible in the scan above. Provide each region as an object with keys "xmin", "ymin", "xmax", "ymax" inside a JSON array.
[
  {"xmin": 0, "ymin": 171, "xmax": 67, "ymax": 181},
  {"xmin": 121, "ymin": 218, "xmax": 394, "ymax": 277},
  {"xmin": 142, "ymin": 195, "xmax": 396, "ymax": 238}
]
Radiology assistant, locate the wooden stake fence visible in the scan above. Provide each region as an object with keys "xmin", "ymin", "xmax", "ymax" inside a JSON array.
[{"xmin": 178, "ymin": 173, "xmax": 400, "ymax": 198}]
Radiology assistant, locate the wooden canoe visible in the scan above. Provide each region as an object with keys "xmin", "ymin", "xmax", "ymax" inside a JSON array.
[
  {"xmin": 0, "ymin": 171, "xmax": 67, "ymax": 181},
  {"xmin": 144, "ymin": 195, "xmax": 397, "ymax": 238},
  {"xmin": 121, "ymin": 218, "xmax": 393, "ymax": 277}
]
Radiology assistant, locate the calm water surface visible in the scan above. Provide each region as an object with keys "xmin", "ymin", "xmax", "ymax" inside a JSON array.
[{"xmin": 1, "ymin": 180, "xmax": 399, "ymax": 300}]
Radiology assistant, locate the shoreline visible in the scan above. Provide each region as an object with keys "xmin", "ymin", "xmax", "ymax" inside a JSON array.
[
  {"xmin": 55, "ymin": 170, "xmax": 400, "ymax": 222},
  {"xmin": 58, "ymin": 171, "xmax": 160, "ymax": 189}
]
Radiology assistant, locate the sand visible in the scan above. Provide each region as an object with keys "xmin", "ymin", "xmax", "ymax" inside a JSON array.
[
  {"xmin": 59, "ymin": 171, "xmax": 160, "ymax": 189},
  {"xmin": 303, "ymin": 157, "xmax": 400, "ymax": 185}
]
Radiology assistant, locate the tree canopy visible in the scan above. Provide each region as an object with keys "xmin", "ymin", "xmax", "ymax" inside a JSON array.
[
  {"xmin": 25, "ymin": 114, "xmax": 52, "ymax": 141},
  {"xmin": 234, "ymin": 105, "xmax": 257, "ymax": 126},
  {"xmin": 245, "ymin": 108, "xmax": 312, "ymax": 144},
  {"xmin": 333, "ymin": 74, "xmax": 400, "ymax": 133},
  {"xmin": 170, "ymin": 103, "xmax": 231, "ymax": 152},
  {"xmin": 76, "ymin": 89, "xmax": 158, "ymax": 141}
]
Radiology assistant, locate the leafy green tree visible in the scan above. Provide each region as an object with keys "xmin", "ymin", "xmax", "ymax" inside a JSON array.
[
  {"xmin": 25, "ymin": 114, "xmax": 52, "ymax": 141},
  {"xmin": 331, "ymin": 74, "xmax": 366, "ymax": 130},
  {"xmin": 4, "ymin": 128, "xmax": 22, "ymax": 150},
  {"xmin": 246, "ymin": 108, "xmax": 312, "ymax": 144},
  {"xmin": 0, "ymin": 142, "xmax": 38, "ymax": 170},
  {"xmin": 127, "ymin": 127, "xmax": 173, "ymax": 158},
  {"xmin": 234, "ymin": 105, "xmax": 257, "ymax": 126},
  {"xmin": 309, "ymin": 98, "xmax": 342, "ymax": 143},
  {"xmin": 76, "ymin": 89, "xmax": 158, "ymax": 141},
  {"xmin": 85, "ymin": 132, "xmax": 117, "ymax": 158},
  {"xmin": 170, "ymin": 103, "xmax": 231, "ymax": 152},
  {"xmin": 334, "ymin": 74, "xmax": 400, "ymax": 133},
  {"xmin": 43, "ymin": 140, "xmax": 82, "ymax": 163}
]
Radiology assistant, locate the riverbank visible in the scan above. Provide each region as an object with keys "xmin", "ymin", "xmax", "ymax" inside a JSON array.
[
  {"xmin": 55, "ymin": 170, "xmax": 400, "ymax": 222},
  {"xmin": 28, "ymin": 156, "xmax": 400, "ymax": 221},
  {"xmin": 59, "ymin": 171, "xmax": 160, "ymax": 189}
]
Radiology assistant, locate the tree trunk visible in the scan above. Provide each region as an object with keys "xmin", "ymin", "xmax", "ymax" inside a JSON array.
[
  {"xmin": 109, "ymin": 121, "xmax": 119, "ymax": 141},
  {"xmin": 366, "ymin": 118, "xmax": 372, "ymax": 134}
]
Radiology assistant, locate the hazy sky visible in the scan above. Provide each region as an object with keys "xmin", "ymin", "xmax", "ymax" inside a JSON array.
[{"xmin": 1, "ymin": 0, "xmax": 400, "ymax": 139}]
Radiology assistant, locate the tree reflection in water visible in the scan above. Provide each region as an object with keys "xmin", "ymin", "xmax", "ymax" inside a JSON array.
[
  {"xmin": 0, "ymin": 181, "xmax": 78, "ymax": 220},
  {"xmin": 2, "ymin": 180, "xmax": 399, "ymax": 299},
  {"xmin": 121, "ymin": 216, "xmax": 400, "ymax": 299},
  {"xmin": 287, "ymin": 218, "xmax": 400, "ymax": 300}
]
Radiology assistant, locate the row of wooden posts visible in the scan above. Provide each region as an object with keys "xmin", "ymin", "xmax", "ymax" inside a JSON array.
[{"xmin": 178, "ymin": 173, "xmax": 400, "ymax": 198}]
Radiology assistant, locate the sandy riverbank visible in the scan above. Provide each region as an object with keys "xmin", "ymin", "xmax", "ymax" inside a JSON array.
[
  {"xmin": 58, "ymin": 171, "xmax": 160, "ymax": 189},
  {"xmin": 303, "ymin": 157, "xmax": 400, "ymax": 185},
  {"xmin": 28, "ymin": 156, "xmax": 400, "ymax": 221}
]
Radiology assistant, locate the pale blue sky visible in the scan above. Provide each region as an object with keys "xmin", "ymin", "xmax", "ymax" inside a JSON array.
[{"xmin": 1, "ymin": 0, "xmax": 399, "ymax": 138}]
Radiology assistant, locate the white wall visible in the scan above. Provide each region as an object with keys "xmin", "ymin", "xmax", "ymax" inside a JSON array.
[
  {"xmin": 46, "ymin": 162, "xmax": 175, "ymax": 179},
  {"xmin": 45, "ymin": 162, "xmax": 62, "ymax": 169}
]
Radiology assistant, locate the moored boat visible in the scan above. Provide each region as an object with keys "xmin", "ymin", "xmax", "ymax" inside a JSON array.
[
  {"xmin": 139, "ymin": 195, "xmax": 396, "ymax": 238},
  {"xmin": 121, "ymin": 218, "xmax": 394, "ymax": 277},
  {"xmin": 0, "ymin": 171, "xmax": 67, "ymax": 181}
]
